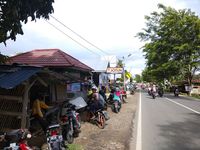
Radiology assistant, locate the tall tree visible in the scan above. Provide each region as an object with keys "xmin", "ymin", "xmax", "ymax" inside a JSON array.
[
  {"xmin": 137, "ymin": 4, "xmax": 200, "ymax": 86},
  {"xmin": 134, "ymin": 74, "xmax": 142, "ymax": 83},
  {"xmin": 0, "ymin": 0, "xmax": 54, "ymax": 44}
]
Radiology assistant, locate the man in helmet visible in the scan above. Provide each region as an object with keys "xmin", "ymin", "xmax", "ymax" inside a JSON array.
[{"xmin": 88, "ymin": 85, "xmax": 105, "ymax": 118}]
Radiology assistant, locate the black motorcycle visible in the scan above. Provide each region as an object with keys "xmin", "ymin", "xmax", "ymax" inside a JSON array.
[
  {"xmin": 106, "ymin": 93, "xmax": 114, "ymax": 106},
  {"xmin": 151, "ymin": 90, "xmax": 156, "ymax": 99},
  {"xmin": 60, "ymin": 103, "xmax": 81, "ymax": 144},
  {"xmin": 112, "ymin": 100, "xmax": 121, "ymax": 113},
  {"xmin": 158, "ymin": 88, "xmax": 164, "ymax": 97}
]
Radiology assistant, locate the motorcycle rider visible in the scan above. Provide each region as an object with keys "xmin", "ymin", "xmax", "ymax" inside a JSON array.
[
  {"xmin": 113, "ymin": 87, "xmax": 122, "ymax": 109},
  {"xmin": 88, "ymin": 85, "xmax": 105, "ymax": 119},
  {"xmin": 148, "ymin": 86, "xmax": 152, "ymax": 95},
  {"xmin": 151, "ymin": 84, "xmax": 157, "ymax": 98},
  {"xmin": 174, "ymin": 86, "xmax": 179, "ymax": 96},
  {"xmin": 158, "ymin": 85, "xmax": 164, "ymax": 97},
  {"xmin": 151, "ymin": 84, "xmax": 157, "ymax": 92}
]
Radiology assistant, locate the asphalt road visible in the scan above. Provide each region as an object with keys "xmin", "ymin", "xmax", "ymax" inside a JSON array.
[{"xmin": 137, "ymin": 90, "xmax": 200, "ymax": 150}]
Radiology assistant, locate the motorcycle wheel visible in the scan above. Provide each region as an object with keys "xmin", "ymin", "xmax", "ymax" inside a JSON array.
[
  {"xmin": 50, "ymin": 142, "xmax": 60, "ymax": 150},
  {"xmin": 96, "ymin": 113, "xmax": 106, "ymax": 129},
  {"xmin": 115, "ymin": 104, "xmax": 119, "ymax": 113},
  {"xmin": 66, "ymin": 126, "xmax": 74, "ymax": 144},
  {"xmin": 63, "ymin": 123, "xmax": 74, "ymax": 144}
]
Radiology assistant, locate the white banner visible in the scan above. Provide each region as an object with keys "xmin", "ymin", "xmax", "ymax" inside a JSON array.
[{"xmin": 106, "ymin": 67, "xmax": 123, "ymax": 74}]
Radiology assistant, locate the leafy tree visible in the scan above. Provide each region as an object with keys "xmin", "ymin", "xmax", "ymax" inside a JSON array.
[
  {"xmin": 0, "ymin": 0, "xmax": 54, "ymax": 44},
  {"xmin": 134, "ymin": 74, "xmax": 142, "ymax": 83},
  {"xmin": 0, "ymin": 53, "xmax": 8, "ymax": 64},
  {"xmin": 137, "ymin": 4, "xmax": 200, "ymax": 87}
]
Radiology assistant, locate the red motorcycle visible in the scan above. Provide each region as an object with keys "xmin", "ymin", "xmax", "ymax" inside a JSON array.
[{"xmin": 0, "ymin": 129, "xmax": 38, "ymax": 150}]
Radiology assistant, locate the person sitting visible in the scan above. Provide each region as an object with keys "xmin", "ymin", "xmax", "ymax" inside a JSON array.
[
  {"xmin": 32, "ymin": 95, "xmax": 50, "ymax": 133},
  {"xmin": 113, "ymin": 87, "xmax": 122, "ymax": 107},
  {"xmin": 88, "ymin": 86, "xmax": 104, "ymax": 119},
  {"xmin": 99, "ymin": 86, "xmax": 107, "ymax": 101},
  {"xmin": 151, "ymin": 84, "xmax": 157, "ymax": 93}
]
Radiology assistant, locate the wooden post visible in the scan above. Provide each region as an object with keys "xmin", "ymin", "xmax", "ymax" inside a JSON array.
[
  {"xmin": 21, "ymin": 79, "xmax": 36, "ymax": 128},
  {"xmin": 21, "ymin": 81, "xmax": 30, "ymax": 128}
]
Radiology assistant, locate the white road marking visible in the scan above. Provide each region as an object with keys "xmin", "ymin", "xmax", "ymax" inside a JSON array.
[
  {"xmin": 136, "ymin": 91, "xmax": 142, "ymax": 150},
  {"xmin": 165, "ymin": 97, "xmax": 200, "ymax": 115}
]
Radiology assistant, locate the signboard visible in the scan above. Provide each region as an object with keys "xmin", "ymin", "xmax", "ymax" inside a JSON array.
[
  {"xmin": 106, "ymin": 67, "xmax": 123, "ymax": 74},
  {"xmin": 67, "ymin": 83, "xmax": 81, "ymax": 92}
]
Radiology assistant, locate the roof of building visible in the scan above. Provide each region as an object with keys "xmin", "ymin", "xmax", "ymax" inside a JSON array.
[
  {"xmin": 9, "ymin": 49, "xmax": 93, "ymax": 72},
  {"xmin": 0, "ymin": 65, "xmax": 41, "ymax": 89}
]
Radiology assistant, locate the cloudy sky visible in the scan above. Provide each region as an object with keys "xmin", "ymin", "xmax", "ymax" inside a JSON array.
[{"xmin": 0, "ymin": 0, "xmax": 200, "ymax": 75}]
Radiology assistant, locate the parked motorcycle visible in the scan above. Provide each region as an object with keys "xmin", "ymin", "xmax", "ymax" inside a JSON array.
[
  {"xmin": 106, "ymin": 93, "xmax": 114, "ymax": 106},
  {"xmin": 60, "ymin": 103, "xmax": 81, "ymax": 144},
  {"xmin": 112, "ymin": 100, "xmax": 121, "ymax": 113},
  {"xmin": 0, "ymin": 129, "xmax": 37, "ymax": 150},
  {"xmin": 45, "ymin": 106, "xmax": 66, "ymax": 150},
  {"xmin": 46, "ymin": 124, "xmax": 65, "ymax": 150},
  {"xmin": 130, "ymin": 88, "xmax": 135, "ymax": 95}
]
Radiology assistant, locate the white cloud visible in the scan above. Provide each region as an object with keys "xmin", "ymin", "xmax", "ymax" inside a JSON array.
[{"xmin": 0, "ymin": 0, "xmax": 200, "ymax": 76}]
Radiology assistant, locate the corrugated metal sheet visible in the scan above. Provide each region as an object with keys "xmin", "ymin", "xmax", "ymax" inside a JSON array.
[
  {"xmin": 9, "ymin": 49, "xmax": 94, "ymax": 71},
  {"xmin": 0, "ymin": 65, "xmax": 41, "ymax": 89}
]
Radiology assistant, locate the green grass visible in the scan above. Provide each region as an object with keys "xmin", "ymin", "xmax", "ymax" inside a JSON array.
[
  {"xmin": 67, "ymin": 144, "xmax": 84, "ymax": 150},
  {"xmin": 191, "ymin": 93, "xmax": 200, "ymax": 100}
]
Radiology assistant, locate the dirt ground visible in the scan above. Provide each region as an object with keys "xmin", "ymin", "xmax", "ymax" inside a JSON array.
[
  {"xmin": 74, "ymin": 92, "xmax": 138, "ymax": 150},
  {"xmin": 27, "ymin": 92, "xmax": 138, "ymax": 150}
]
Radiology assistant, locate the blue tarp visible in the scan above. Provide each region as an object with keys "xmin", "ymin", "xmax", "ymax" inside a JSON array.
[{"xmin": 0, "ymin": 66, "xmax": 41, "ymax": 89}]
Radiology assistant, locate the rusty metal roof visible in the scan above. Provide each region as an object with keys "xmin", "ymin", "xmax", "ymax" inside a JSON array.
[
  {"xmin": 9, "ymin": 49, "xmax": 93, "ymax": 72},
  {"xmin": 0, "ymin": 65, "xmax": 41, "ymax": 89}
]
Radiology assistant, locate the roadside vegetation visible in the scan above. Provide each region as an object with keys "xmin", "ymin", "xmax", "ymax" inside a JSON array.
[{"xmin": 137, "ymin": 4, "xmax": 200, "ymax": 90}]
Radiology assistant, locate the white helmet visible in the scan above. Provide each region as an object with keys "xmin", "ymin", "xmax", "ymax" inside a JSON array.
[
  {"xmin": 91, "ymin": 85, "xmax": 97, "ymax": 90},
  {"xmin": 115, "ymin": 87, "xmax": 120, "ymax": 91}
]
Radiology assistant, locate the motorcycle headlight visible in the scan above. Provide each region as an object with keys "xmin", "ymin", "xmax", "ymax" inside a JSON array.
[{"xmin": 27, "ymin": 133, "xmax": 32, "ymax": 138}]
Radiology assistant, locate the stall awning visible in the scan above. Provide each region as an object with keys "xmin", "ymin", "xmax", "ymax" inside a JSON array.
[{"xmin": 0, "ymin": 65, "xmax": 41, "ymax": 89}]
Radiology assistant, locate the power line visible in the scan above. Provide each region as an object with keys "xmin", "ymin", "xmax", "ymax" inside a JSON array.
[
  {"xmin": 45, "ymin": 20, "xmax": 102, "ymax": 57},
  {"xmin": 50, "ymin": 15, "xmax": 111, "ymax": 55}
]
